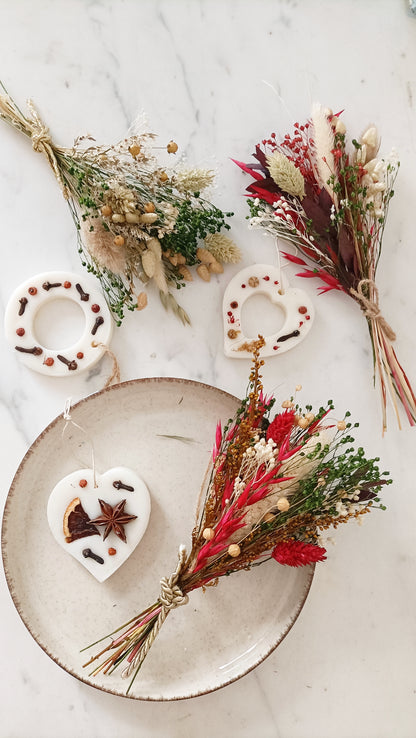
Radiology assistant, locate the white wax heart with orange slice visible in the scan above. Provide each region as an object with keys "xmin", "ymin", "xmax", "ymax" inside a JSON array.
[{"xmin": 47, "ymin": 467, "xmax": 151, "ymax": 582}]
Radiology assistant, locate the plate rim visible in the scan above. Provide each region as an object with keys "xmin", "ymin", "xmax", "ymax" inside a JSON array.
[{"xmin": 1, "ymin": 376, "xmax": 315, "ymax": 701}]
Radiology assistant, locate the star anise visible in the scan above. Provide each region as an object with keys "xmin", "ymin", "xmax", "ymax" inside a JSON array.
[{"xmin": 90, "ymin": 499, "xmax": 137, "ymax": 543}]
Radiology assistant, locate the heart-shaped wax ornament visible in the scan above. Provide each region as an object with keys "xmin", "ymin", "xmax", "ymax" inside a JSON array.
[
  {"xmin": 47, "ymin": 467, "xmax": 151, "ymax": 582},
  {"xmin": 223, "ymin": 264, "xmax": 314, "ymax": 358}
]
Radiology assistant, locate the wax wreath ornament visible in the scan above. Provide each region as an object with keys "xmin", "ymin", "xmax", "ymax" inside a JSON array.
[
  {"xmin": 0, "ymin": 83, "xmax": 239, "ymax": 325},
  {"xmin": 83, "ymin": 338, "xmax": 390, "ymax": 693},
  {"xmin": 233, "ymin": 104, "xmax": 416, "ymax": 431}
]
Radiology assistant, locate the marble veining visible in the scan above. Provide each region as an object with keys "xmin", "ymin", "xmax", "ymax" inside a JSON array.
[{"xmin": 0, "ymin": 1, "xmax": 416, "ymax": 736}]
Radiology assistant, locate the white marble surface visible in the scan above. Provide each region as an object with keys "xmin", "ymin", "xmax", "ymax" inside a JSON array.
[{"xmin": 0, "ymin": 1, "xmax": 416, "ymax": 736}]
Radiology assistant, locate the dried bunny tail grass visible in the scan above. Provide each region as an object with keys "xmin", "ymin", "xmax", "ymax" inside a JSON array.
[
  {"xmin": 204, "ymin": 233, "xmax": 241, "ymax": 264},
  {"xmin": 159, "ymin": 290, "xmax": 191, "ymax": 325},
  {"xmin": 266, "ymin": 151, "xmax": 305, "ymax": 199},
  {"xmin": 311, "ymin": 103, "xmax": 337, "ymax": 205},
  {"xmin": 174, "ymin": 168, "xmax": 215, "ymax": 193},
  {"xmin": 83, "ymin": 219, "xmax": 127, "ymax": 275},
  {"xmin": 145, "ymin": 237, "xmax": 168, "ymax": 293}
]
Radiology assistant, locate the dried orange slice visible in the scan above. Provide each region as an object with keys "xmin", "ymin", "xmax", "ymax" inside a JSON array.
[{"xmin": 63, "ymin": 497, "xmax": 99, "ymax": 543}]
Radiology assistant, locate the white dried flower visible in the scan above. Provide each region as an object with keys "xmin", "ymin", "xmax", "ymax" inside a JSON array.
[
  {"xmin": 104, "ymin": 178, "xmax": 137, "ymax": 214},
  {"xmin": 266, "ymin": 151, "xmax": 305, "ymax": 199}
]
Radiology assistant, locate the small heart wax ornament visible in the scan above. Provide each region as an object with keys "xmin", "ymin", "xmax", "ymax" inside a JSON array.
[
  {"xmin": 47, "ymin": 467, "xmax": 151, "ymax": 582},
  {"xmin": 223, "ymin": 264, "xmax": 314, "ymax": 358}
]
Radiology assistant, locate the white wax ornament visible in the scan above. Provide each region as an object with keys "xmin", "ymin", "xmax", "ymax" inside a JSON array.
[
  {"xmin": 4, "ymin": 271, "xmax": 113, "ymax": 376},
  {"xmin": 223, "ymin": 264, "xmax": 314, "ymax": 358},
  {"xmin": 47, "ymin": 467, "xmax": 151, "ymax": 582}
]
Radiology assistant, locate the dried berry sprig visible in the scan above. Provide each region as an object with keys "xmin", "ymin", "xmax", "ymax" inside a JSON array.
[
  {"xmin": 0, "ymin": 83, "xmax": 237, "ymax": 325},
  {"xmin": 82, "ymin": 341, "xmax": 390, "ymax": 693},
  {"xmin": 235, "ymin": 104, "xmax": 416, "ymax": 431}
]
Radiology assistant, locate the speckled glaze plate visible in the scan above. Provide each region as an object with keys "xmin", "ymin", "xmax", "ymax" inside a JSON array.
[{"xmin": 2, "ymin": 378, "xmax": 314, "ymax": 701}]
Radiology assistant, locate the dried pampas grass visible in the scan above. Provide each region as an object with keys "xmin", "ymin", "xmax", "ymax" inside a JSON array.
[
  {"xmin": 82, "ymin": 220, "xmax": 127, "ymax": 275},
  {"xmin": 311, "ymin": 103, "xmax": 337, "ymax": 205}
]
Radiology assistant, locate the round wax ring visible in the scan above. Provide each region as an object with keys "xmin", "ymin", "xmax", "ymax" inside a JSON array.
[{"xmin": 4, "ymin": 271, "xmax": 113, "ymax": 376}]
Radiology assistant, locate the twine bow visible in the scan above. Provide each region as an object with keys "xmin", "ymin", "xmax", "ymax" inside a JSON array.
[
  {"xmin": 0, "ymin": 91, "xmax": 68, "ymax": 198},
  {"xmin": 122, "ymin": 546, "xmax": 189, "ymax": 678},
  {"xmin": 26, "ymin": 99, "xmax": 69, "ymax": 199},
  {"xmin": 350, "ymin": 279, "xmax": 396, "ymax": 342}
]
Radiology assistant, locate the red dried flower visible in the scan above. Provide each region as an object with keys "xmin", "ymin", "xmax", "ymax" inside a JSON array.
[
  {"xmin": 266, "ymin": 410, "xmax": 296, "ymax": 446},
  {"xmin": 272, "ymin": 540, "xmax": 327, "ymax": 567}
]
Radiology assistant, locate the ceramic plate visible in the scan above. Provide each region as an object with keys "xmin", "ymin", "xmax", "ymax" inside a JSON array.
[{"xmin": 2, "ymin": 378, "xmax": 314, "ymax": 701}]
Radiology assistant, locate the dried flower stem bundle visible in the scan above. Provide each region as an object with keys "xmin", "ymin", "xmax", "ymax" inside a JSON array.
[
  {"xmin": 83, "ymin": 339, "xmax": 390, "ymax": 693},
  {"xmin": 234, "ymin": 105, "xmax": 416, "ymax": 431},
  {"xmin": 0, "ymin": 83, "xmax": 238, "ymax": 324}
]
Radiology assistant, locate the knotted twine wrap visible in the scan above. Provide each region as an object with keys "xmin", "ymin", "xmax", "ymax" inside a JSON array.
[
  {"xmin": 91, "ymin": 341, "xmax": 121, "ymax": 388},
  {"xmin": 350, "ymin": 278, "xmax": 396, "ymax": 342},
  {"xmin": 0, "ymin": 91, "xmax": 68, "ymax": 198},
  {"xmin": 121, "ymin": 545, "xmax": 189, "ymax": 678}
]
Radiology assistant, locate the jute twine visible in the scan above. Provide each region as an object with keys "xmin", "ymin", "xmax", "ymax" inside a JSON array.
[
  {"xmin": 122, "ymin": 546, "xmax": 189, "ymax": 678},
  {"xmin": 350, "ymin": 279, "xmax": 396, "ymax": 341},
  {"xmin": 91, "ymin": 341, "xmax": 121, "ymax": 388},
  {"xmin": 0, "ymin": 93, "xmax": 68, "ymax": 198}
]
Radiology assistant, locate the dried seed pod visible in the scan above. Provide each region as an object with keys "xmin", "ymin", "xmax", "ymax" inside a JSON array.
[
  {"xmin": 112, "ymin": 213, "xmax": 125, "ymax": 224},
  {"xmin": 196, "ymin": 247, "xmax": 216, "ymax": 265},
  {"xmin": 178, "ymin": 265, "xmax": 193, "ymax": 281},
  {"xmin": 101, "ymin": 205, "xmax": 112, "ymax": 217},
  {"xmin": 196, "ymin": 264, "xmax": 211, "ymax": 282},
  {"xmin": 141, "ymin": 213, "xmax": 158, "ymax": 225},
  {"xmin": 136, "ymin": 292, "xmax": 148, "ymax": 311},
  {"xmin": 114, "ymin": 235, "xmax": 125, "ymax": 247},
  {"xmin": 175, "ymin": 253, "xmax": 186, "ymax": 265},
  {"xmin": 144, "ymin": 202, "xmax": 156, "ymax": 213},
  {"xmin": 142, "ymin": 250, "xmax": 156, "ymax": 278},
  {"xmin": 125, "ymin": 212, "xmax": 141, "ymax": 224},
  {"xmin": 209, "ymin": 260, "xmax": 224, "ymax": 274},
  {"xmin": 129, "ymin": 144, "xmax": 141, "ymax": 157},
  {"xmin": 168, "ymin": 253, "xmax": 179, "ymax": 266}
]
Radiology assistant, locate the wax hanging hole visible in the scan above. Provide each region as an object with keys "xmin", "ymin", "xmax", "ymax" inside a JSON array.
[
  {"xmin": 240, "ymin": 294, "xmax": 285, "ymax": 339},
  {"xmin": 34, "ymin": 299, "xmax": 86, "ymax": 350}
]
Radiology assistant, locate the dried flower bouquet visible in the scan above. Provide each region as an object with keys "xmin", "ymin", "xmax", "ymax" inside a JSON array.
[
  {"xmin": 83, "ymin": 339, "xmax": 390, "ymax": 693},
  {"xmin": 234, "ymin": 104, "xmax": 416, "ymax": 431},
  {"xmin": 0, "ymin": 83, "xmax": 239, "ymax": 324}
]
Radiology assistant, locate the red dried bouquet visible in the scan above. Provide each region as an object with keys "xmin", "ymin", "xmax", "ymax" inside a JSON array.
[
  {"xmin": 83, "ymin": 339, "xmax": 389, "ymax": 693},
  {"xmin": 234, "ymin": 104, "xmax": 416, "ymax": 431}
]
